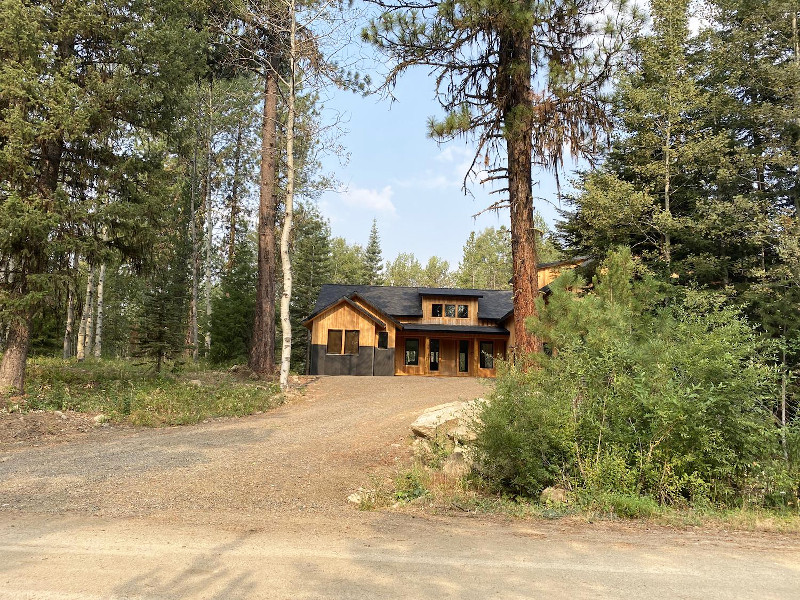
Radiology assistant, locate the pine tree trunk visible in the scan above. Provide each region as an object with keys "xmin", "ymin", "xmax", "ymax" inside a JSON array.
[
  {"xmin": 76, "ymin": 263, "xmax": 95, "ymax": 362},
  {"xmin": 500, "ymin": 24, "xmax": 540, "ymax": 357},
  {"xmin": 250, "ymin": 67, "xmax": 279, "ymax": 376},
  {"xmin": 0, "ymin": 314, "xmax": 31, "ymax": 399},
  {"xmin": 228, "ymin": 123, "xmax": 243, "ymax": 272},
  {"xmin": 84, "ymin": 264, "xmax": 97, "ymax": 358},
  {"xmin": 204, "ymin": 81, "xmax": 213, "ymax": 354},
  {"xmin": 63, "ymin": 253, "xmax": 77, "ymax": 359},
  {"xmin": 93, "ymin": 261, "xmax": 107, "ymax": 358},
  {"xmin": 280, "ymin": 10, "xmax": 298, "ymax": 390},
  {"xmin": 0, "ymin": 37, "xmax": 69, "ymax": 393}
]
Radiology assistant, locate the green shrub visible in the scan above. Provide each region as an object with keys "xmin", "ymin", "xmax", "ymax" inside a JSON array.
[
  {"xmin": 395, "ymin": 466, "xmax": 430, "ymax": 502},
  {"xmin": 476, "ymin": 248, "xmax": 795, "ymax": 508}
]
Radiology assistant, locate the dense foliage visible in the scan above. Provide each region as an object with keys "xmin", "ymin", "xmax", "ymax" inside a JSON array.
[{"xmin": 477, "ymin": 249, "xmax": 799, "ymax": 507}]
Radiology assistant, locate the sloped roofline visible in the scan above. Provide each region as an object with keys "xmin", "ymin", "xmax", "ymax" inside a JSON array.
[
  {"xmin": 347, "ymin": 292, "xmax": 405, "ymax": 329},
  {"xmin": 302, "ymin": 296, "xmax": 388, "ymax": 330}
]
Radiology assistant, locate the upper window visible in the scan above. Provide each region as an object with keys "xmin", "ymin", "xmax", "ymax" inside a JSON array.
[
  {"xmin": 445, "ymin": 304, "xmax": 456, "ymax": 318},
  {"xmin": 405, "ymin": 338, "xmax": 419, "ymax": 366},
  {"xmin": 327, "ymin": 330, "xmax": 343, "ymax": 354},
  {"xmin": 377, "ymin": 331, "xmax": 389, "ymax": 349},
  {"xmin": 344, "ymin": 330, "xmax": 360, "ymax": 355},
  {"xmin": 457, "ymin": 304, "xmax": 469, "ymax": 318},
  {"xmin": 431, "ymin": 303, "xmax": 443, "ymax": 317},
  {"xmin": 480, "ymin": 341, "xmax": 494, "ymax": 369}
]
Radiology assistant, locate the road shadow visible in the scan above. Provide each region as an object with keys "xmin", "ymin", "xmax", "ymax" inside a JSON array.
[{"xmin": 113, "ymin": 533, "xmax": 258, "ymax": 600}]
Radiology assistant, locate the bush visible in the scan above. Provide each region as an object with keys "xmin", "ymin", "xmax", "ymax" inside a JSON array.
[{"xmin": 476, "ymin": 248, "xmax": 795, "ymax": 508}]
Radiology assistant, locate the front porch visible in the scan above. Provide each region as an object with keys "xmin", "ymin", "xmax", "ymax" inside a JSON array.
[{"xmin": 394, "ymin": 333, "xmax": 507, "ymax": 377}]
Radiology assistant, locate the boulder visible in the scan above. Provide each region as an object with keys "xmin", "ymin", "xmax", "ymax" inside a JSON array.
[
  {"xmin": 411, "ymin": 398, "xmax": 485, "ymax": 440},
  {"xmin": 540, "ymin": 486, "xmax": 569, "ymax": 505},
  {"xmin": 447, "ymin": 425, "xmax": 477, "ymax": 444},
  {"xmin": 93, "ymin": 414, "xmax": 108, "ymax": 425}
]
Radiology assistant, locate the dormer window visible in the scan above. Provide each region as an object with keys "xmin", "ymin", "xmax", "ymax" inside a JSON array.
[
  {"xmin": 432, "ymin": 303, "xmax": 443, "ymax": 317},
  {"xmin": 457, "ymin": 304, "xmax": 469, "ymax": 318}
]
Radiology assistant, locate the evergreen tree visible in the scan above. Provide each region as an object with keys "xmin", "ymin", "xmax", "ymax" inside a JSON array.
[
  {"xmin": 290, "ymin": 204, "xmax": 332, "ymax": 372},
  {"xmin": 364, "ymin": 219, "xmax": 384, "ymax": 285},
  {"xmin": 365, "ymin": 0, "xmax": 633, "ymax": 354},
  {"xmin": 0, "ymin": 0, "xmax": 207, "ymax": 395},
  {"xmin": 210, "ymin": 236, "xmax": 257, "ymax": 365},
  {"xmin": 135, "ymin": 230, "xmax": 191, "ymax": 374},
  {"xmin": 330, "ymin": 238, "xmax": 368, "ymax": 284}
]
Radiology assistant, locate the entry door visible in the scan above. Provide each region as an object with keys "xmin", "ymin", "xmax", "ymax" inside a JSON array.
[
  {"xmin": 439, "ymin": 340, "xmax": 457, "ymax": 375},
  {"xmin": 429, "ymin": 339, "xmax": 440, "ymax": 372},
  {"xmin": 458, "ymin": 340, "xmax": 470, "ymax": 374}
]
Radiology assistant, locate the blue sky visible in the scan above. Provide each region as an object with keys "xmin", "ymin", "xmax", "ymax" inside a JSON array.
[{"xmin": 315, "ymin": 67, "xmax": 574, "ymax": 269}]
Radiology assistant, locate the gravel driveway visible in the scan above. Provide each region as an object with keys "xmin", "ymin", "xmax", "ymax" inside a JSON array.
[
  {"xmin": 0, "ymin": 376, "xmax": 487, "ymax": 521},
  {"xmin": 2, "ymin": 376, "xmax": 800, "ymax": 599}
]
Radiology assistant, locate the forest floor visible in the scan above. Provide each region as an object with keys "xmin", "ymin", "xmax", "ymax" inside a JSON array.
[{"xmin": 1, "ymin": 376, "xmax": 799, "ymax": 599}]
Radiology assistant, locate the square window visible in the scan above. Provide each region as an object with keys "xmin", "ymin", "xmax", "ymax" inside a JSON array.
[
  {"xmin": 480, "ymin": 341, "xmax": 494, "ymax": 369},
  {"xmin": 432, "ymin": 304, "xmax": 443, "ymax": 317},
  {"xmin": 327, "ymin": 330, "xmax": 343, "ymax": 354},
  {"xmin": 457, "ymin": 304, "xmax": 469, "ymax": 318},
  {"xmin": 377, "ymin": 331, "xmax": 389, "ymax": 349},
  {"xmin": 445, "ymin": 304, "xmax": 456, "ymax": 318},
  {"xmin": 405, "ymin": 338, "xmax": 419, "ymax": 366}
]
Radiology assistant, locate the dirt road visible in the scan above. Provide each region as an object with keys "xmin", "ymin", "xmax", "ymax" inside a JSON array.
[{"xmin": 1, "ymin": 377, "xmax": 799, "ymax": 599}]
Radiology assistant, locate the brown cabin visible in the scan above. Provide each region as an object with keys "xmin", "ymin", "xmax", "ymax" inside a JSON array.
[{"xmin": 302, "ymin": 257, "xmax": 590, "ymax": 377}]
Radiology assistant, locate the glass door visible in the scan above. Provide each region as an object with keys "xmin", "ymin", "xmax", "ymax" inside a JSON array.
[
  {"xmin": 429, "ymin": 339, "xmax": 440, "ymax": 372},
  {"xmin": 458, "ymin": 340, "xmax": 469, "ymax": 373}
]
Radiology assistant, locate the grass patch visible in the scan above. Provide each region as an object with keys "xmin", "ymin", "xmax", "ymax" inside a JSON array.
[{"xmin": 18, "ymin": 357, "xmax": 282, "ymax": 426}]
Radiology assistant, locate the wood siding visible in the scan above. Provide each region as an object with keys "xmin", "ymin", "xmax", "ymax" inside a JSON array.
[
  {"xmin": 395, "ymin": 332, "xmax": 506, "ymax": 377},
  {"xmin": 310, "ymin": 304, "xmax": 378, "ymax": 348},
  {"xmin": 420, "ymin": 296, "xmax": 480, "ymax": 326}
]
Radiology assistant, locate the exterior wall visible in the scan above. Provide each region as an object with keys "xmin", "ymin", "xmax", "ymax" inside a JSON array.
[
  {"xmin": 309, "ymin": 344, "xmax": 376, "ymax": 375},
  {"xmin": 420, "ymin": 296, "xmax": 480, "ymax": 325},
  {"xmin": 505, "ymin": 316, "xmax": 516, "ymax": 349},
  {"xmin": 395, "ymin": 332, "xmax": 506, "ymax": 377},
  {"xmin": 308, "ymin": 301, "xmax": 398, "ymax": 376},
  {"xmin": 310, "ymin": 304, "xmax": 377, "ymax": 347}
]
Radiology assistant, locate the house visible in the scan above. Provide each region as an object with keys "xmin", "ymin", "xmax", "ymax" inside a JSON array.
[{"xmin": 303, "ymin": 257, "xmax": 590, "ymax": 377}]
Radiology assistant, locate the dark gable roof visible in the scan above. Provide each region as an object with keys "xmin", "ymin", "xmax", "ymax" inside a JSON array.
[{"xmin": 311, "ymin": 284, "xmax": 512, "ymax": 321}]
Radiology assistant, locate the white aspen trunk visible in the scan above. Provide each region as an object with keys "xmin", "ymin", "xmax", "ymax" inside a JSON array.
[
  {"xmin": 204, "ymin": 81, "xmax": 213, "ymax": 354},
  {"xmin": 663, "ymin": 119, "xmax": 672, "ymax": 266},
  {"xmin": 63, "ymin": 253, "xmax": 77, "ymax": 359},
  {"xmin": 189, "ymin": 89, "xmax": 200, "ymax": 361},
  {"xmin": 76, "ymin": 264, "xmax": 95, "ymax": 362},
  {"xmin": 93, "ymin": 262, "xmax": 107, "ymax": 358},
  {"xmin": 227, "ymin": 123, "xmax": 243, "ymax": 271},
  {"xmin": 279, "ymin": 4, "xmax": 298, "ymax": 390},
  {"xmin": 84, "ymin": 264, "xmax": 97, "ymax": 357}
]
